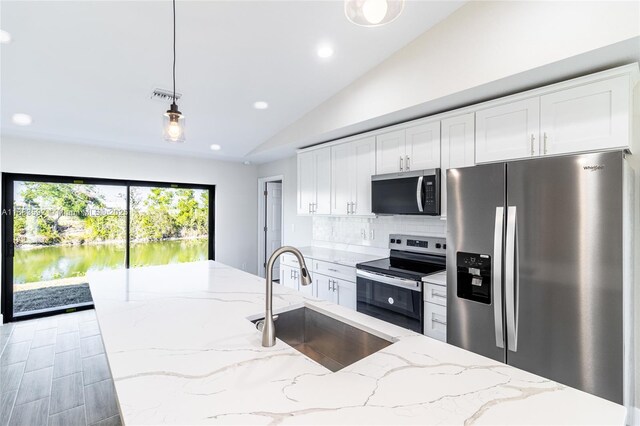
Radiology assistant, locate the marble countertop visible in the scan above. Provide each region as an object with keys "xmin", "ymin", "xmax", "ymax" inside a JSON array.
[
  {"xmin": 88, "ymin": 261, "xmax": 625, "ymax": 425},
  {"xmin": 296, "ymin": 246, "xmax": 385, "ymax": 267},
  {"xmin": 423, "ymin": 270, "xmax": 447, "ymax": 285}
]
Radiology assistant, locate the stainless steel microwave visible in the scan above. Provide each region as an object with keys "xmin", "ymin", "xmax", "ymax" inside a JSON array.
[{"xmin": 371, "ymin": 169, "xmax": 441, "ymax": 216}]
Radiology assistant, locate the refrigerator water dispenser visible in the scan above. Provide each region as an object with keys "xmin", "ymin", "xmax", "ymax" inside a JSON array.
[{"xmin": 456, "ymin": 252, "xmax": 491, "ymax": 304}]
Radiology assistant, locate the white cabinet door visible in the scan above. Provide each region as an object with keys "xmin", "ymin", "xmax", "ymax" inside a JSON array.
[
  {"xmin": 297, "ymin": 151, "xmax": 315, "ymax": 215},
  {"xmin": 331, "ymin": 143, "xmax": 352, "ymax": 215},
  {"xmin": 314, "ymin": 147, "xmax": 331, "ymax": 215},
  {"xmin": 280, "ymin": 265, "xmax": 299, "ymax": 290},
  {"xmin": 540, "ymin": 75, "xmax": 630, "ymax": 156},
  {"xmin": 336, "ymin": 279, "xmax": 356, "ymax": 310},
  {"xmin": 376, "ymin": 129, "xmax": 405, "ymax": 174},
  {"xmin": 440, "ymin": 113, "xmax": 475, "ymax": 217},
  {"xmin": 405, "ymin": 122, "xmax": 441, "ymax": 171},
  {"xmin": 424, "ymin": 302, "xmax": 447, "ymax": 342},
  {"xmin": 315, "ymin": 274, "xmax": 336, "ymax": 303},
  {"xmin": 351, "ymin": 137, "xmax": 376, "ymax": 216},
  {"xmin": 475, "ymin": 98, "xmax": 540, "ymax": 163}
]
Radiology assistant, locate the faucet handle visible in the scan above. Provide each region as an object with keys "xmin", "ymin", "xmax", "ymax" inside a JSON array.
[{"xmin": 255, "ymin": 315, "xmax": 279, "ymax": 332}]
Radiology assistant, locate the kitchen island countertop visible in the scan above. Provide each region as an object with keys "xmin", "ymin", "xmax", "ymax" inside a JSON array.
[{"xmin": 88, "ymin": 261, "xmax": 625, "ymax": 425}]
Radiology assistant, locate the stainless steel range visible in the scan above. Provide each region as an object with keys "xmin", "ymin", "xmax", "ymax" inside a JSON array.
[{"xmin": 355, "ymin": 234, "xmax": 446, "ymax": 332}]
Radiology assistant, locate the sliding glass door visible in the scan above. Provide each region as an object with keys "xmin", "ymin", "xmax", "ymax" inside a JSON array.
[
  {"xmin": 2, "ymin": 174, "xmax": 214, "ymax": 322},
  {"xmin": 129, "ymin": 186, "xmax": 209, "ymax": 267}
]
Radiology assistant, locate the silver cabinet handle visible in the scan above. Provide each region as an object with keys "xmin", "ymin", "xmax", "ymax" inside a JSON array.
[
  {"xmin": 333, "ymin": 280, "xmax": 337, "ymax": 292},
  {"xmin": 399, "ymin": 156, "xmax": 403, "ymax": 171},
  {"xmin": 406, "ymin": 156, "xmax": 410, "ymax": 171},
  {"xmin": 530, "ymin": 134, "xmax": 535, "ymax": 156},
  {"xmin": 493, "ymin": 207, "xmax": 505, "ymax": 349},
  {"xmin": 346, "ymin": 202, "xmax": 350, "ymax": 214},
  {"xmin": 328, "ymin": 268, "xmax": 338, "ymax": 273},
  {"xmin": 416, "ymin": 175, "xmax": 424, "ymax": 213},
  {"xmin": 432, "ymin": 317, "xmax": 447, "ymax": 326},
  {"xmin": 543, "ymin": 132, "xmax": 548, "ymax": 155},
  {"xmin": 431, "ymin": 290, "xmax": 446, "ymax": 299},
  {"xmin": 505, "ymin": 206, "xmax": 519, "ymax": 352},
  {"xmin": 352, "ymin": 202, "xmax": 356, "ymax": 214}
]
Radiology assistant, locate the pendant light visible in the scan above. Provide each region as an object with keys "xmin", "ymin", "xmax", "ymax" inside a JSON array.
[
  {"xmin": 163, "ymin": 0, "xmax": 185, "ymax": 143},
  {"xmin": 344, "ymin": 0, "xmax": 404, "ymax": 27}
]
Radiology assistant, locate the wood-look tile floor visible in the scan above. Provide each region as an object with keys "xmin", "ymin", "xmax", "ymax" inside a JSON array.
[{"xmin": 0, "ymin": 310, "xmax": 121, "ymax": 426}]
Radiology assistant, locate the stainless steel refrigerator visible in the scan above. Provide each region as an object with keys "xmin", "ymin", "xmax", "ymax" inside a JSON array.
[{"xmin": 447, "ymin": 151, "xmax": 628, "ymax": 404}]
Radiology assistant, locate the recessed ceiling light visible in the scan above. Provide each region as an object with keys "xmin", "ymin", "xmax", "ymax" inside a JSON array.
[
  {"xmin": 0, "ymin": 30, "xmax": 12, "ymax": 44},
  {"xmin": 243, "ymin": 161, "xmax": 252, "ymax": 165},
  {"xmin": 210, "ymin": 144, "xmax": 221, "ymax": 151},
  {"xmin": 317, "ymin": 44, "xmax": 334, "ymax": 59},
  {"xmin": 253, "ymin": 101, "xmax": 269, "ymax": 110},
  {"xmin": 12, "ymin": 113, "xmax": 32, "ymax": 126}
]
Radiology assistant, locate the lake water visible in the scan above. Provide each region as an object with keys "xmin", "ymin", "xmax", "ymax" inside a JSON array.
[{"xmin": 13, "ymin": 239, "xmax": 208, "ymax": 284}]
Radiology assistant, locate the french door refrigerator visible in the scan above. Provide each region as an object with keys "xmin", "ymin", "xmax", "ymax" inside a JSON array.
[{"xmin": 447, "ymin": 151, "xmax": 626, "ymax": 404}]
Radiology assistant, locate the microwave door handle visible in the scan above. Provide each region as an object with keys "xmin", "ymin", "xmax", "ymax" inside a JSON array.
[
  {"xmin": 416, "ymin": 175, "xmax": 424, "ymax": 213},
  {"xmin": 493, "ymin": 207, "xmax": 505, "ymax": 349},
  {"xmin": 505, "ymin": 206, "xmax": 519, "ymax": 352}
]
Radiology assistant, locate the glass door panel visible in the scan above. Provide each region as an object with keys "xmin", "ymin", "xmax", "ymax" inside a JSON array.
[
  {"xmin": 12, "ymin": 181, "xmax": 127, "ymax": 317},
  {"xmin": 129, "ymin": 186, "xmax": 209, "ymax": 267}
]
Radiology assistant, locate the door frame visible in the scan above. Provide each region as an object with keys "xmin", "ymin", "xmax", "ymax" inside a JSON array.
[
  {"xmin": 257, "ymin": 175, "xmax": 284, "ymax": 278},
  {"xmin": 1, "ymin": 172, "xmax": 216, "ymax": 323}
]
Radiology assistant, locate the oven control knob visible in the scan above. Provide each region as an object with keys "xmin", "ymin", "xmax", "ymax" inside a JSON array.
[{"xmin": 388, "ymin": 297, "xmax": 394, "ymax": 305}]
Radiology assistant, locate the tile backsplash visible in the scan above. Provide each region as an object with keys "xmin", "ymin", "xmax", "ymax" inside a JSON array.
[{"xmin": 313, "ymin": 216, "xmax": 446, "ymax": 249}]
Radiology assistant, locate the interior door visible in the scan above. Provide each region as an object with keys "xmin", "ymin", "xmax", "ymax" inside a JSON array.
[
  {"xmin": 265, "ymin": 182, "xmax": 282, "ymax": 279},
  {"xmin": 475, "ymin": 98, "xmax": 540, "ymax": 163},
  {"xmin": 446, "ymin": 162, "xmax": 506, "ymax": 362},
  {"xmin": 505, "ymin": 152, "xmax": 623, "ymax": 404},
  {"xmin": 376, "ymin": 129, "xmax": 405, "ymax": 174},
  {"xmin": 405, "ymin": 121, "xmax": 441, "ymax": 171}
]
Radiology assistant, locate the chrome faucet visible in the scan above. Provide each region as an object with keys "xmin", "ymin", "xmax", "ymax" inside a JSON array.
[{"xmin": 261, "ymin": 246, "xmax": 312, "ymax": 347}]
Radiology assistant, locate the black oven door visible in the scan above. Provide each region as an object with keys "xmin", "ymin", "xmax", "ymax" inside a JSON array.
[
  {"xmin": 371, "ymin": 169, "xmax": 440, "ymax": 215},
  {"xmin": 356, "ymin": 270, "xmax": 423, "ymax": 333}
]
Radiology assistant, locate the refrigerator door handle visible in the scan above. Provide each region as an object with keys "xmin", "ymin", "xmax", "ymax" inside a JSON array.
[
  {"xmin": 493, "ymin": 207, "xmax": 505, "ymax": 348},
  {"xmin": 416, "ymin": 175, "xmax": 424, "ymax": 212},
  {"xmin": 505, "ymin": 206, "xmax": 519, "ymax": 352}
]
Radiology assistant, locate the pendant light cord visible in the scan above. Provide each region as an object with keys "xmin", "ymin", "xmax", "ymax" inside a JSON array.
[{"xmin": 172, "ymin": 0, "xmax": 176, "ymax": 105}]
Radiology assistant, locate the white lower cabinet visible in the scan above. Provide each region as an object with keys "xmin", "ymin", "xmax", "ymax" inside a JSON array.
[
  {"xmin": 280, "ymin": 264, "xmax": 299, "ymax": 290},
  {"xmin": 315, "ymin": 273, "xmax": 357, "ymax": 310},
  {"xmin": 424, "ymin": 302, "xmax": 447, "ymax": 342},
  {"xmin": 423, "ymin": 280, "xmax": 447, "ymax": 342}
]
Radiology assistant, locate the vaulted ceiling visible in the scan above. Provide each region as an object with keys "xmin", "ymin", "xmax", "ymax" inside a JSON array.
[{"xmin": 1, "ymin": 1, "xmax": 465, "ymax": 162}]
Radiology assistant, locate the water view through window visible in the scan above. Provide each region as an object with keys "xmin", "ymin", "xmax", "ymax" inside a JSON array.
[{"xmin": 10, "ymin": 179, "xmax": 210, "ymax": 317}]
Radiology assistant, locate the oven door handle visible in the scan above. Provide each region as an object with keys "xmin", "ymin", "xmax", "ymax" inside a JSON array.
[{"xmin": 356, "ymin": 270, "xmax": 421, "ymax": 291}]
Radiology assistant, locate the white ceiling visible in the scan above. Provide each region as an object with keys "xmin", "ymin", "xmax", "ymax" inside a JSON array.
[{"xmin": 0, "ymin": 0, "xmax": 465, "ymax": 162}]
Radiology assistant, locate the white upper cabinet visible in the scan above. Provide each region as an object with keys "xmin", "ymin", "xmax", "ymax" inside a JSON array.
[
  {"xmin": 376, "ymin": 122, "xmax": 440, "ymax": 174},
  {"xmin": 540, "ymin": 75, "xmax": 630, "ymax": 156},
  {"xmin": 405, "ymin": 122, "xmax": 441, "ymax": 171},
  {"xmin": 331, "ymin": 137, "xmax": 375, "ymax": 216},
  {"xmin": 440, "ymin": 113, "xmax": 475, "ymax": 218},
  {"xmin": 330, "ymin": 143, "xmax": 351, "ymax": 215},
  {"xmin": 376, "ymin": 129, "xmax": 405, "ymax": 174},
  {"xmin": 351, "ymin": 137, "xmax": 376, "ymax": 215},
  {"xmin": 297, "ymin": 147, "xmax": 331, "ymax": 215},
  {"xmin": 475, "ymin": 98, "xmax": 540, "ymax": 164}
]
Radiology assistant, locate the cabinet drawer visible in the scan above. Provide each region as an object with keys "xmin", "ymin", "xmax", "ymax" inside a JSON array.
[
  {"xmin": 281, "ymin": 253, "xmax": 312, "ymax": 268},
  {"xmin": 313, "ymin": 260, "xmax": 355, "ymax": 282},
  {"xmin": 424, "ymin": 302, "xmax": 447, "ymax": 342},
  {"xmin": 424, "ymin": 283, "xmax": 447, "ymax": 306}
]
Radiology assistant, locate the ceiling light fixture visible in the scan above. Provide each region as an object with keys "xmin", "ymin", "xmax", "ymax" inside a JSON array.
[
  {"xmin": 162, "ymin": 0, "xmax": 185, "ymax": 143},
  {"xmin": 317, "ymin": 44, "xmax": 334, "ymax": 59},
  {"xmin": 0, "ymin": 30, "xmax": 11, "ymax": 44},
  {"xmin": 12, "ymin": 113, "xmax": 32, "ymax": 126},
  {"xmin": 253, "ymin": 101, "xmax": 269, "ymax": 110},
  {"xmin": 210, "ymin": 144, "xmax": 221, "ymax": 151},
  {"xmin": 345, "ymin": 0, "xmax": 404, "ymax": 27}
]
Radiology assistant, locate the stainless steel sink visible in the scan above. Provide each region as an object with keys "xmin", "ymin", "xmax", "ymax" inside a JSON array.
[{"xmin": 252, "ymin": 307, "xmax": 392, "ymax": 372}]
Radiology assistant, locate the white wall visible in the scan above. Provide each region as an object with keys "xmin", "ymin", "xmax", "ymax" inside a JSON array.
[
  {"xmin": 0, "ymin": 137, "xmax": 259, "ymax": 274},
  {"xmin": 254, "ymin": 0, "xmax": 640, "ymax": 154},
  {"xmin": 257, "ymin": 156, "xmax": 312, "ymax": 248}
]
